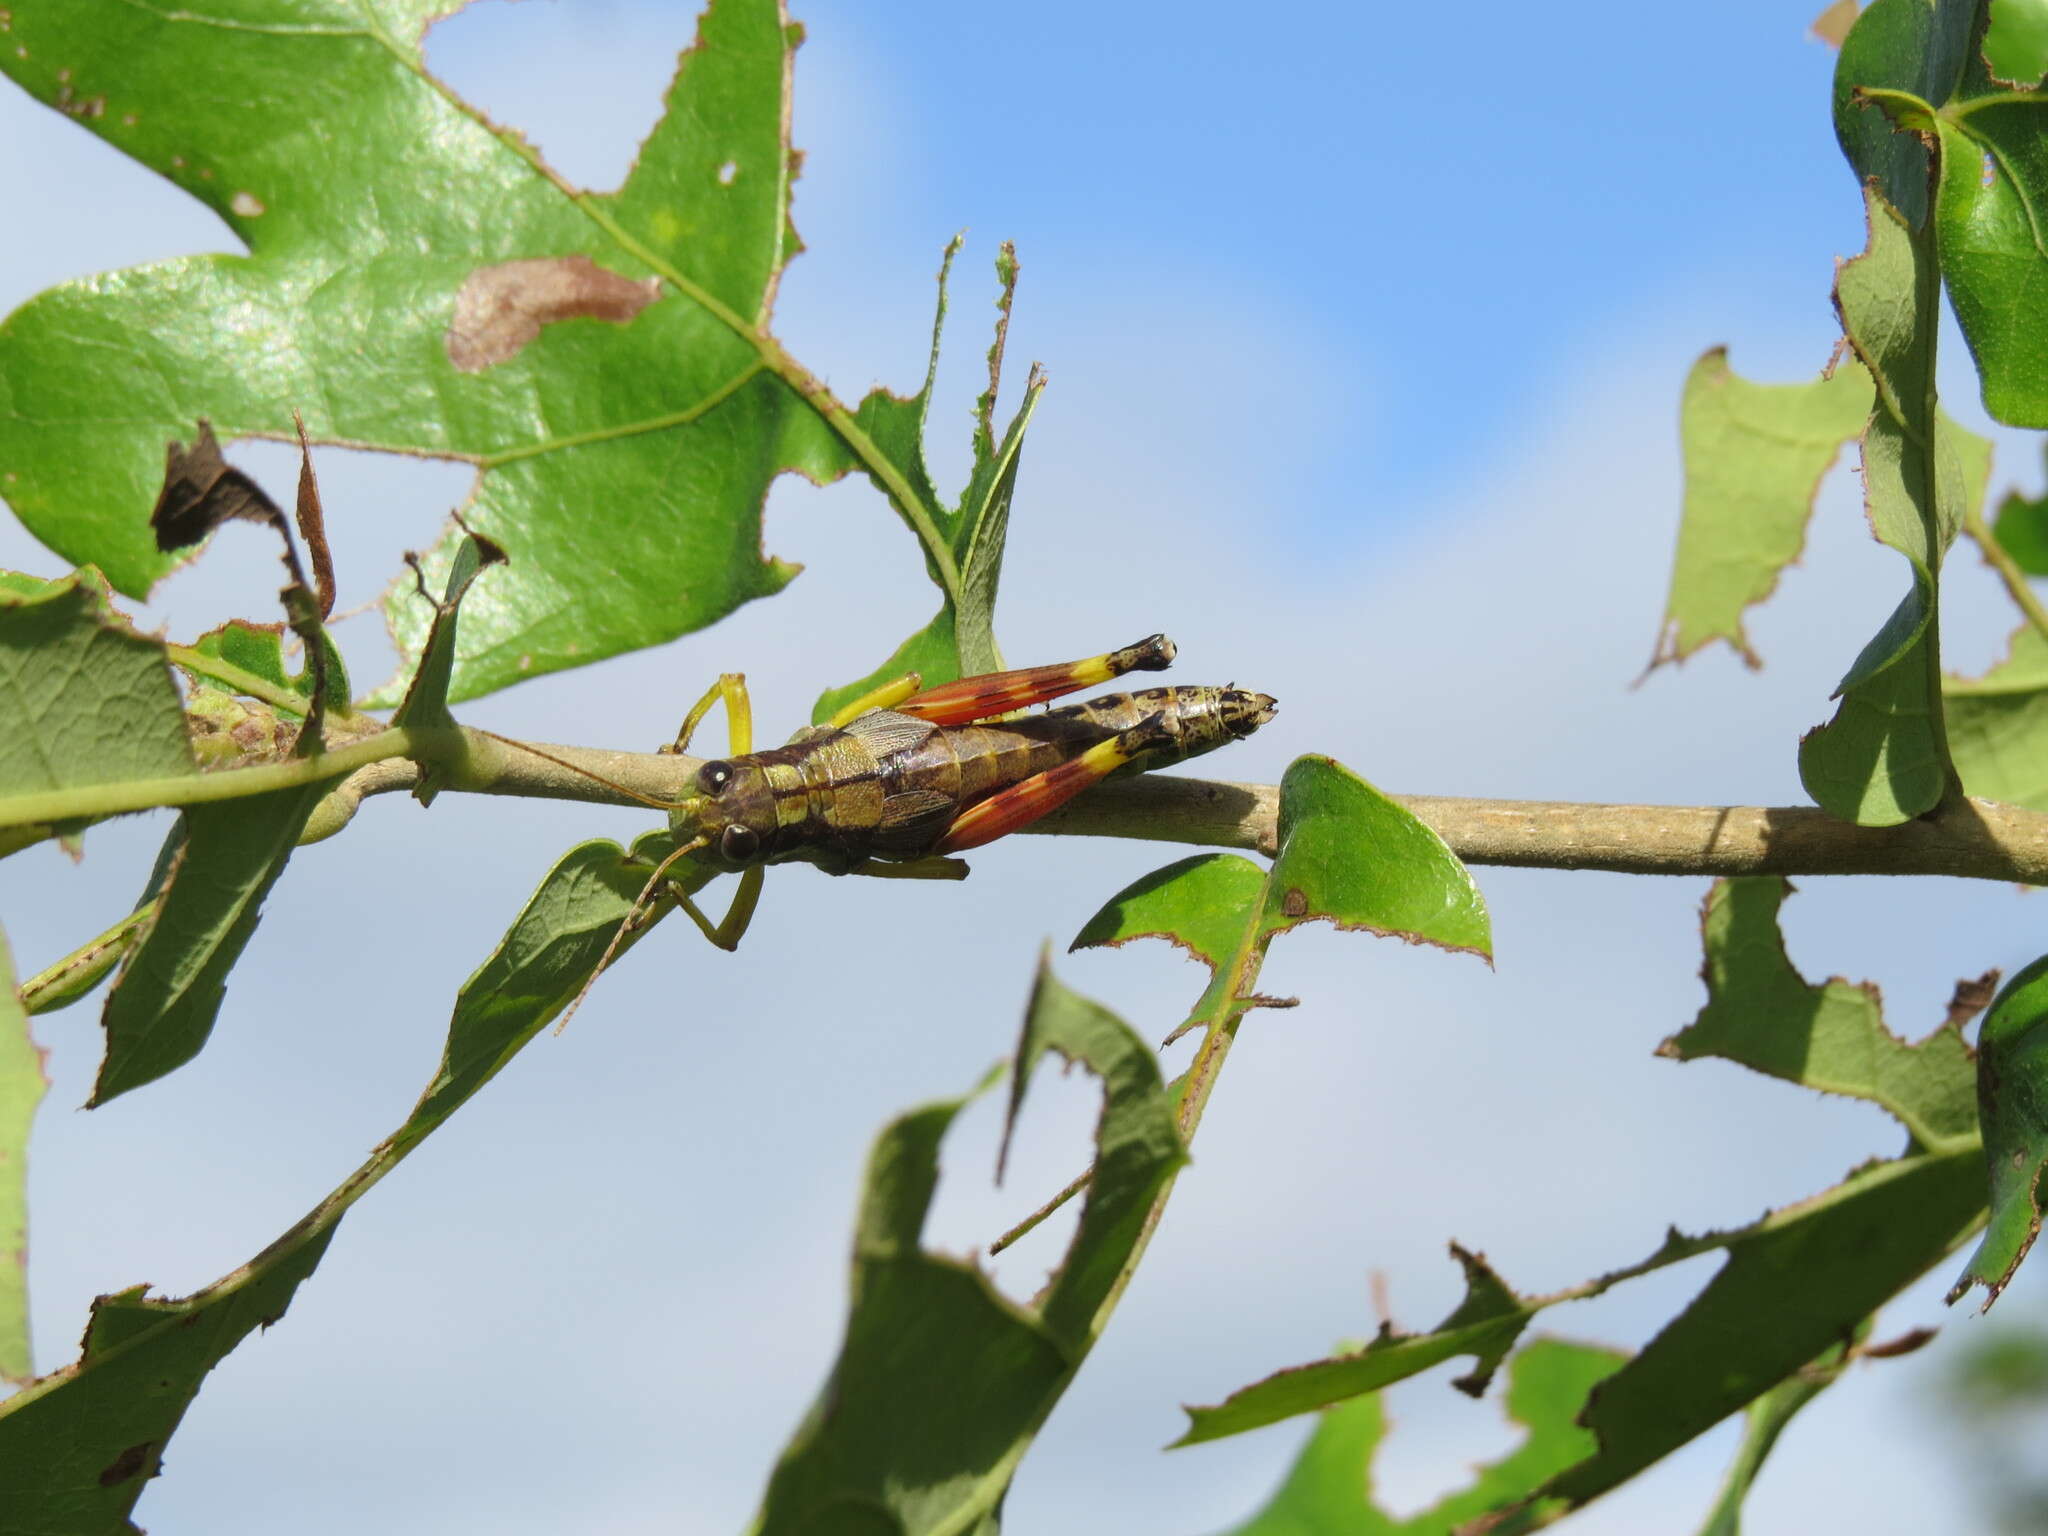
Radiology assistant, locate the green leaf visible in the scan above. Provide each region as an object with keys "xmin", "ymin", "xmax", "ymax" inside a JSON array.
[
  {"xmin": 0, "ymin": 927, "xmax": 47, "ymax": 1385},
  {"xmin": 1209, "ymin": 1338, "xmax": 1628, "ymax": 1536},
  {"xmin": 1798, "ymin": 188, "xmax": 1990, "ymax": 824},
  {"xmin": 1831, "ymin": 0, "xmax": 1977, "ymax": 228},
  {"xmin": 811, "ymin": 242, "xmax": 1041, "ymax": 721},
  {"xmin": 1076, "ymin": 756, "xmax": 1490, "ymax": 1046},
  {"xmin": 754, "ymin": 959, "xmax": 1186, "ymax": 1532},
  {"xmin": 0, "ymin": 569, "xmax": 193, "ymax": 805},
  {"xmin": 1653, "ymin": 350, "xmax": 1872, "ymax": 669},
  {"xmin": 1177, "ymin": 1247, "xmax": 1541, "ymax": 1447},
  {"xmin": 389, "ymin": 531, "xmax": 506, "ymax": 801},
  {"xmin": 1514, "ymin": 1150, "xmax": 1982, "ymax": 1524},
  {"xmin": 0, "ymin": 0, "xmax": 846, "ymax": 703},
  {"xmin": 0, "ymin": 1230, "xmax": 337, "ymax": 1535},
  {"xmin": 181, "ymin": 617, "xmax": 351, "ymax": 719},
  {"xmin": 1949, "ymin": 955, "xmax": 2048, "ymax": 1307},
  {"xmin": 91, "ymin": 782, "xmax": 331, "ymax": 1105},
  {"xmin": 1658, "ymin": 878, "xmax": 1978, "ymax": 1151},
  {"xmin": 1985, "ymin": 0, "xmax": 2048, "ymax": 83},
  {"xmin": 1177, "ymin": 1146, "xmax": 1982, "ymax": 1472},
  {"xmin": 1926, "ymin": 102, "xmax": 2048, "ymax": 426},
  {"xmin": 1947, "ymin": 622, "xmax": 2048, "ymax": 807},
  {"xmin": 1836, "ymin": 2, "xmax": 2048, "ymax": 425},
  {"xmin": 0, "ymin": 831, "xmax": 672, "ymax": 1533},
  {"xmin": 1992, "ymin": 458, "xmax": 2048, "ymax": 575},
  {"xmin": 1183, "ymin": 877, "xmax": 1986, "ymax": 1519},
  {"xmin": 1693, "ymin": 1332, "xmax": 1861, "ymax": 1536},
  {"xmin": 811, "ymin": 605, "xmax": 960, "ymax": 727}
]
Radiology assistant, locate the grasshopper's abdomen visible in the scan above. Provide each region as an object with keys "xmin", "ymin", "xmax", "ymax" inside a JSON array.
[
  {"xmin": 1040, "ymin": 685, "xmax": 1278, "ymax": 768},
  {"xmin": 849, "ymin": 684, "xmax": 1277, "ymax": 861}
]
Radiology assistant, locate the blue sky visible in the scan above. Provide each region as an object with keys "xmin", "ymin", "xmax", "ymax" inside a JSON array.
[{"xmin": 1, "ymin": 3, "xmax": 2039, "ymax": 1533}]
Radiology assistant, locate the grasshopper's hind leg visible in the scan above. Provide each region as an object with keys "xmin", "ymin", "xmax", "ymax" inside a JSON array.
[
  {"xmin": 892, "ymin": 635, "xmax": 1176, "ymax": 726},
  {"xmin": 665, "ymin": 672, "xmax": 754, "ymax": 756},
  {"xmin": 825, "ymin": 672, "xmax": 925, "ymax": 729},
  {"xmin": 934, "ymin": 716, "xmax": 1164, "ymax": 854}
]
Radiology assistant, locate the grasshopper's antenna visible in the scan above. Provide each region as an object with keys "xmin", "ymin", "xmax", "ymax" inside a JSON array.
[
  {"xmin": 472, "ymin": 727, "xmax": 687, "ymax": 812},
  {"xmin": 554, "ymin": 835, "xmax": 708, "ymax": 1035}
]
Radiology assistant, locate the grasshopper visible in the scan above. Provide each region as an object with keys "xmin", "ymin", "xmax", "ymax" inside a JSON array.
[{"xmin": 644, "ymin": 634, "xmax": 1276, "ymax": 952}]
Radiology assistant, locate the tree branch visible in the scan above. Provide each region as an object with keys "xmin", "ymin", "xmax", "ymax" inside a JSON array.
[{"xmin": 295, "ymin": 728, "xmax": 2048, "ymax": 885}]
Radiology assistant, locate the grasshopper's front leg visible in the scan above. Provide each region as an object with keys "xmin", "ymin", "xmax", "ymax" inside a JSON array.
[{"xmin": 663, "ymin": 671, "xmax": 767, "ymax": 951}]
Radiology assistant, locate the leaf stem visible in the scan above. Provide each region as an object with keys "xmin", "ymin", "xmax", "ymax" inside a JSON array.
[
  {"xmin": 164, "ymin": 643, "xmax": 359, "ymax": 724},
  {"xmin": 1964, "ymin": 509, "xmax": 2048, "ymax": 647},
  {"xmin": 0, "ymin": 728, "xmax": 428, "ymax": 829},
  {"xmin": 278, "ymin": 734, "xmax": 2048, "ymax": 887}
]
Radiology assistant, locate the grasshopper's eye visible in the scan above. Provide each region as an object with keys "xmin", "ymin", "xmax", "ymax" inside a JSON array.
[
  {"xmin": 720, "ymin": 823, "xmax": 760, "ymax": 862},
  {"xmin": 698, "ymin": 760, "xmax": 734, "ymax": 795}
]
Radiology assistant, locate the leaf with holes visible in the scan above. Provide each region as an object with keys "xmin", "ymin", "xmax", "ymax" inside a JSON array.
[
  {"xmin": 1075, "ymin": 756, "xmax": 1490, "ymax": 1046},
  {"xmin": 1652, "ymin": 350, "xmax": 1872, "ymax": 670},
  {"xmin": 1836, "ymin": 1, "xmax": 2048, "ymax": 426},
  {"xmin": 1178, "ymin": 1247, "xmax": 1539, "ymax": 1447},
  {"xmin": 1209, "ymin": 1338, "xmax": 1628, "ymax": 1536},
  {"xmin": 810, "ymin": 238, "xmax": 1041, "ymax": 722},
  {"xmin": 1797, "ymin": 188, "xmax": 1989, "ymax": 824},
  {"xmin": 1659, "ymin": 878, "xmax": 1978, "ymax": 1152},
  {"xmin": 1950, "ymin": 955, "xmax": 2048, "ymax": 1308},
  {"xmin": 754, "ymin": 960, "xmax": 1185, "ymax": 1531},
  {"xmin": 0, "ymin": 829, "xmax": 678, "ymax": 1533},
  {"xmin": 1948, "ymin": 624, "xmax": 2048, "ymax": 809},
  {"xmin": 0, "ymin": 0, "xmax": 1022, "ymax": 708}
]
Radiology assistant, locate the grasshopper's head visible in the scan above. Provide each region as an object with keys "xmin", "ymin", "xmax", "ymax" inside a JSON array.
[{"xmin": 669, "ymin": 757, "xmax": 779, "ymax": 869}]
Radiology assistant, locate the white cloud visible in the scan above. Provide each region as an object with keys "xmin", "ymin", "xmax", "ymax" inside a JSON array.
[{"xmin": 0, "ymin": 18, "xmax": 2027, "ymax": 1536}]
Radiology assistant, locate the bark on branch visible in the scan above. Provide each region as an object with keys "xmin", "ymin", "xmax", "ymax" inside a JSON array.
[{"xmin": 296, "ymin": 727, "xmax": 2048, "ymax": 885}]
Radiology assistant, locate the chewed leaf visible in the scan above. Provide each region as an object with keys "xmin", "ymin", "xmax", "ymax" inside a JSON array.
[
  {"xmin": 1265, "ymin": 757, "xmax": 1491, "ymax": 958},
  {"xmin": 1209, "ymin": 1338, "xmax": 1626, "ymax": 1536},
  {"xmin": 0, "ymin": 1227, "xmax": 337, "ymax": 1533},
  {"xmin": 393, "ymin": 534, "xmax": 507, "ymax": 733},
  {"xmin": 1181, "ymin": 1140, "xmax": 1981, "ymax": 1479},
  {"xmin": 0, "ymin": 928, "xmax": 47, "ymax": 1384},
  {"xmin": 811, "ymin": 605, "xmax": 958, "ymax": 727},
  {"xmin": 1947, "ymin": 624, "xmax": 2048, "ymax": 810},
  {"xmin": 1652, "ymin": 349, "xmax": 1871, "ymax": 670},
  {"xmin": 814, "ymin": 242, "xmax": 1042, "ymax": 719},
  {"xmin": 0, "ymin": 831, "xmax": 677, "ymax": 1531},
  {"xmin": 392, "ymin": 533, "xmax": 507, "ymax": 802},
  {"xmin": 182, "ymin": 619, "xmax": 351, "ymax": 720},
  {"xmin": 1071, "ymin": 853, "xmax": 1269, "ymax": 969},
  {"xmin": 1177, "ymin": 1246, "xmax": 1535, "ymax": 1447},
  {"xmin": 1834, "ymin": 2, "xmax": 2048, "ymax": 425},
  {"xmin": 1985, "ymin": 0, "xmax": 2048, "ymax": 83},
  {"xmin": 1660, "ymin": 878, "xmax": 1977, "ymax": 1150},
  {"xmin": 0, "ymin": 571, "xmax": 192, "ymax": 812},
  {"xmin": 1520, "ymin": 1150, "xmax": 1982, "ymax": 1519},
  {"xmin": 757, "ymin": 959, "xmax": 1185, "ymax": 1530},
  {"xmin": 1830, "ymin": 0, "xmax": 1976, "ymax": 227},
  {"xmin": 1991, "ymin": 453, "xmax": 2048, "ymax": 575},
  {"xmin": 1694, "ymin": 1333, "xmax": 1861, "ymax": 1536},
  {"xmin": 1949, "ymin": 956, "xmax": 2048, "ymax": 1309},
  {"xmin": 0, "ymin": 0, "xmax": 838, "ymax": 705},
  {"xmin": 1928, "ymin": 106, "xmax": 2048, "ymax": 427},
  {"xmin": 1075, "ymin": 757, "xmax": 1488, "ymax": 1048},
  {"xmin": 1798, "ymin": 186, "xmax": 1989, "ymax": 824},
  {"xmin": 1003, "ymin": 960, "xmax": 1188, "ymax": 1351},
  {"xmin": 92, "ymin": 784, "xmax": 331, "ymax": 1105}
]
